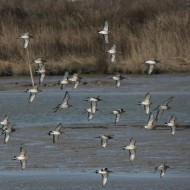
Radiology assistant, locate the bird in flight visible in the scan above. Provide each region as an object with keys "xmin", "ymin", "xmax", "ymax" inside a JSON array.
[
  {"xmin": 17, "ymin": 32, "xmax": 33, "ymax": 49},
  {"xmin": 96, "ymin": 168, "xmax": 113, "ymax": 187},
  {"xmin": 13, "ymin": 147, "xmax": 29, "ymax": 170},
  {"xmin": 138, "ymin": 92, "xmax": 153, "ymax": 115},
  {"xmin": 165, "ymin": 115, "xmax": 180, "ymax": 135},
  {"xmin": 48, "ymin": 123, "xmax": 64, "ymax": 143},
  {"xmin": 144, "ymin": 57, "xmax": 160, "ymax": 75},
  {"xmin": 98, "ymin": 20, "xmax": 110, "ymax": 44},
  {"xmin": 154, "ymin": 163, "xmax": 170, "ymax": 178},
  {"xmin": 154, "ymin": 96, "xmax": 174, "ymax": 121},
  {"xmin": 54, "ymin": 91, "xmax": 75, "ymax": 112},
  {"xmin": 123, "ymin": 138, "xmax": 138, "ymax": 161}
]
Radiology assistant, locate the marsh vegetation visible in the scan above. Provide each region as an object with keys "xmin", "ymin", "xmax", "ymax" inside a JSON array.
[{"xmin": 0, "ymin": 0, "xmax": 190, "ymax": 75}]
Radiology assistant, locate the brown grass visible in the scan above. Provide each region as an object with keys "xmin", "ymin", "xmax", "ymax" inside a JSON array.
[{"xmin": 0, "ymin": 0, "xmax": 190, "ymax": 75}]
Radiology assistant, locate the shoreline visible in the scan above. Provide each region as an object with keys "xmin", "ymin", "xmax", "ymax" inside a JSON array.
[{"xmin": 0, "ymin": 73, "xmax": 190, "ymax": 91}]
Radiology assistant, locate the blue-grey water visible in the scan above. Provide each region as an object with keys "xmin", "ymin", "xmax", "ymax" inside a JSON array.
[
  {"xmin": 0, "ymin": 74, "xmax": 190, "ymax": 127},
  {"xmin": 0, "ymin": 74, "xmax": 190, "ymax": 189}
]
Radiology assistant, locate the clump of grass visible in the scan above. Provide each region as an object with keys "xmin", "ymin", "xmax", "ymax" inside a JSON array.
[{"xmin": 0, "ymin": 0, "xmax": 190, "ymax": 76}]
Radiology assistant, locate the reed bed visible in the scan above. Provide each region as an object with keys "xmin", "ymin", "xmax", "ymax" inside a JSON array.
[{"xmin": 0, "ymin": 0, "xmax": 190, "ymax": 75}]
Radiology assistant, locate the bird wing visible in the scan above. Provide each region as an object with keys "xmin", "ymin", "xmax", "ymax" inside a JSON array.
[
  {"xmin": 36, "ymin": 63, "xmax": 45, "ymax": 72},
  {"xmin": 129, "ymin": 149, "xmax": 136, "ymax": 161},
  {"xmin": 115, "ymin": 113, "xmax": 121, "ymax": 124},
  {"xmin": 87, "ymin": 112, "xmax": 93, "ymax": 121},
  {"xmin": 74, "ymin": 81, "xmax": 80, "ymax": 89},
  {"xmin": 72, "ymin": 73, "xmax": 78, "ymax": 79},
  {"xmin": 39, "ymin": 72, "xmax": 45, "ymax": 84},
  {"xmin": 144, "ymin": 105, "xmax": 150, "ymax": 115},
  {"xmin": 62, "ymin": 91, "xmax": 70, "ymax": 104},
  {"xmin": 53, "ymin": 135, "xmax": 58, "ymax": 143},
  {"xmin": 24, "ymin": 39, "xmax": 29, "ymax": 49},
  {"xmin": 91, "ymin": 101, "xmax": 97, "ymax": 113},
  {"xmin": 4, "ymin": 115, "xmax": 9, "ymax": 120},
  {"xmin": 55, "ymin": 123, "xmax": 62, "ymax": 132},
  {"xmin": 159, "ymin": 163, "xmax": 165, "ymax": 170},
  {"xmin": 101, "ymin": 138, "xmax": 107, "ymax": 148},
  {"xmin": 4, "ymin": 132, "xmax": 10, "ymax": 144},
  {"xmin": 53, "ymin": 104, "xmax": 60, "ymax": 113},
  {"xmin": 169, "ymin": 115, "xmax": 176, "ymax": 123},
  {"xmin": 160, "ymin": 170, "xmax": 165, "ymax": 178},
  {"xmin": 147, "ymin": 112, "xmax": 154, "ymax": 126},
  {"xmin": 1, "ymin": 115, "xmax": 9, "ymax": 125},
  {"xmin": 104, "ymin": 34, "xmax": 109, "ymax": 44},
  {"xmin": 148, "ymin": 65, "xmax": 154, "ymax": 75},
  {"xmin": 111, "ymin": 54, "xmax": 116, "ymax": 62},
  {"xmin": 144, "ymin": 93, "xmax": 151, "ymax": 101},
  {"xmin": 116, "ymin": 80, "xmax": 121, "ymax": 88},
  {"xmin": 23, "ymin": 32, "xmax": 29, "ymax": 36},
  {"xmin": 154, "ymin": 167, "xmax": 158, "ymax": 173},
  {"xmin": 20, "ymin": 160, "xmax": 27, "ymax": 170},
  {"xmin": 63, "ymin": 71, "xmax": 69, "ymax": 80},
  {"xmin": 170, "ymin": 126, "xmax": 176, "ymax": 135},
  {"xmin": 29, "ymin": 92, "xmax": 36, "ymax": 103},
  {"xmin": 20, "ymin": 147, "xmax": 26, "ymax": 156},
  {"xmin": 103, "ymin": 20, "xmax": 109, "ymax": 31},
  {"xmin": 162, "ymin": 96, "xmax": 174, "ymax": 106},
  {"xmin": 155, "ymin": 109, "xmax": 164, "ymax": 121},
  {"xmin": 101, "ymin": 174, "xmax": 108, "ymax": 186},
  {"xmin": 129, "ymin": 138, "xmax": 136, "ymax": 146},
  {"xmin": 111, "ymin": 44, "xmax": 116, "ymax": 51}
]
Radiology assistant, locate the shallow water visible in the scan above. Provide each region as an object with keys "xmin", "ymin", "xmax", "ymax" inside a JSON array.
[
  {"xmin": 0, "ymin": 74, "xmax": 190, "ymax": 189},
  {"xmin": 0, "ymin": 172, "xmax": 190, "ymax": 190},
  {"xmin": 0, "ymin": 74, "xmax": 190, "ymax": 127},
  {"xmin": 0, "ymin": 124, "xmax": 189, "ymax": 189}
]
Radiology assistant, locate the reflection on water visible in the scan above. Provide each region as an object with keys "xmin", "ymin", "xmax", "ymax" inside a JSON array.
[{"xmin": 0, "ymin": 74, "xmax": 190, "ymax": 127}]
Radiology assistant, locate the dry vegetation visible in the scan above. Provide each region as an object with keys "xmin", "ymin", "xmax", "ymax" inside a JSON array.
[{"xmin": 0, "ymin": 0, "xmax": 190, "ymax": 75}]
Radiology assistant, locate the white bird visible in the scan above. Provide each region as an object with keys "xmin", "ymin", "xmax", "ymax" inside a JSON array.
[
  {"xmin": 84, "ymin": 108, "xmax": 94, "ymax": 121},
  {"xmin": 97, "ymin": 135, "xmax": 113, "ymax": 148},
  {"xmin": 123, "ymin": 138, "xmax": 137, "ymax": 161},
  {"xmin": 98, "ymin": 20, "xmax": 110, "ymax": 44},
  {"xmin": 57, "ymin": 71, "xmax": 69, "ymax": 90},
  {"xmin": 2, "ymin": 124, "xmax": 16, "ymax": 144},
  {"xmin": 69, "ymin": 73, "xmax": 82, "ymax": 89},
  {"xmin": 165, "ymin": 115, "xmax": 180, "ymax": 135},
  {"xmin": 144, "ymin": 112, "xmax": 157, "ymax": 129},
  {"xmin": 111, "ymin": 74, "xmax": 125, "ymax": 88},
  {"xmin": 85, "ymin": 96, "xmax": 102, "ymax": 103},
  {"xmin": 144, "ymin": 57, "xmax": 160, "ymax": 75},
  {"xmin": 112, "ymin": 109, "xmax": 125, "ymax": 124},
  {"xmin": 155, "ymin": 96, "xmax": 174, "ymax": 121},
  {"xmin": 138, "ymin": 92, "xmax": 153, "ymax": 115},
  {"xmin": 48, "ymin": 123, "xmax": 64, "ymax": 143},
  {"xmin": 54, "ymin": 91, "xmax": 75, "ymax": 112},
  {"xmin": 25, "ymin": 85, "xmax": 42, "ymax": 103},
  {"xmin": 107, "ymin": 44, "xmax": 120, "ymax": 62},
  {"xmin": 36, "ymin": 64, "xmax": 47, "ymax": 84},
  {"xmin": 83, "ymin": 101, "xmax": 99, "ymax": 121},
  {"xmin": 96, "ymin": 168, "xmax": 113, "ymax": 187},
  {"xmin": 13, "ymin": 147, "xmax": 29, "ymax": 170},
  {"xmin": 17, "ymin": 32, "xmax": 33, "ymax": 49},
  {"xmin": 31, "ymin": 57, "xmax": 46, "ymax": 67},
  {"xmin": 154, "ymin": 163, "xmax": 170, "ymax": 178},
  {"xmin": 0, "ymin": 115, "xmax": 10, "ymax": 129}
]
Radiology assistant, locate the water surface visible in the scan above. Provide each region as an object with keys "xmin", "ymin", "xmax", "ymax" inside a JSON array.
[{"xmin": 0, "ymin": 74, "xmax": 190, "ymax": 189}]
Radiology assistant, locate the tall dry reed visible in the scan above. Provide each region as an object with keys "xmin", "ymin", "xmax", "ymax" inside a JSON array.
[{"xmin": 0, "ymin": 0, "xmax": 190, "ymax": 75}]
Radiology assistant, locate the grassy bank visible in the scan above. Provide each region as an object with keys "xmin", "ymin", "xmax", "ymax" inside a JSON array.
[{"xmin": 0, "ymin": 0, "xmax": 190, "ymax": 75}]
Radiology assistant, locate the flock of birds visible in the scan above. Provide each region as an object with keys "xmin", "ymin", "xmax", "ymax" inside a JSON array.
[{"xmin": 0, "ymin": 20, "xmax": 181, "ymax": 187}]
